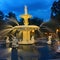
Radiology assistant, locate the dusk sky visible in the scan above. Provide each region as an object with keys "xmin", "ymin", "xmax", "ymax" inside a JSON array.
[{"xmin": 0, "ymin": 0, "xmax": 55, "ymax": 21}]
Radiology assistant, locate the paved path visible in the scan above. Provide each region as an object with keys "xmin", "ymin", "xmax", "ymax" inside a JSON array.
[
  {"xmin": 0, "ymin": 45, "xmax": 60, "ymax": 60},
  {"xmin": 0, "ymin": 48, "xmax": 11, "ymax": 60}
]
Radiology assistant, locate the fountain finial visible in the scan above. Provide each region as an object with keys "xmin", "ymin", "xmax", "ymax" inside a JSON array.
[
  {"xmin": 25, "ymin": 5, "xmax": 28, "ymax": 15},
  {"xmin": 20, "ymin": 5, "xmax": 32, "ymax": 25}
]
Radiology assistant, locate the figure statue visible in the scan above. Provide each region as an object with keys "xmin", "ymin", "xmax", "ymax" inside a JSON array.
[
  {"xmin": 12, "ymin": 36, "xmax": 18, "ymax": 48},
  {"xmin": 6, "ymin": 36, "xmax": 10, "ymax": 43},
  {"xmin": 31, "ymin": 36, "xmax": 34, "ymax": 43},
  {"xmin": 6, "ymin": 36, "xmax": 10, "ymax": 47},
  {"xmin": 47, "ymin": 34, "xmax": 52, "ymax": 44}
]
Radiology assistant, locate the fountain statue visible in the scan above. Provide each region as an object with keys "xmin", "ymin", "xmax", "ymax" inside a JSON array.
[
  {"xmin": 18, "ymin": 5, "xmax": 39, "ymax": 44},
  {"xmin": 12, "ymin": 36, "xmax": 18, "ymax": 47}
]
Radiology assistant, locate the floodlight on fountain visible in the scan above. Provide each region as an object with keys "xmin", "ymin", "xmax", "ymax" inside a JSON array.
[{"xmin": 32, "ymin": 30, "xmax": 34, "ymax": 32}]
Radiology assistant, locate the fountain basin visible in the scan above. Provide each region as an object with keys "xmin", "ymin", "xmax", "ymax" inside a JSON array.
[
  {"xmin": 14, "ymin": 25, "xmax": 39, "ymax": 44},
  {"xmin": 18, "ymin": 39, "xmax": 35, "ymax": 45},
  {"xmin": 13, "ymin": 25, "xmax": 39, "ymax": 30}
]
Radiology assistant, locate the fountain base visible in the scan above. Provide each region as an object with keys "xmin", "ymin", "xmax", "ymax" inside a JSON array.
[{"xmin": 18, "ymin": 40, "xmax": 35, "ymax": 45}]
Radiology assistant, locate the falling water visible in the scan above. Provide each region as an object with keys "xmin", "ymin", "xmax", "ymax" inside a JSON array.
[
  {"xmin": 7, "ymin": 18, "xmax": 19, "ymax": 26},
  {"xmin": 0, "ymin": 28, "xmax": 13, "ymax": 36},
  {"xmin": 37, "ymin": 29, "xmax": 44, "ymax": 37}
]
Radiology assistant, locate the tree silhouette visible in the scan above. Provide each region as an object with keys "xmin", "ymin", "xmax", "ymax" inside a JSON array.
[
  {"xmin": 42, "ymin": 21, "xmax": 59, "ymax": 32},
  {"xmin": 51, "ymin": 0, "xmax": 60, "ymax": 23},
  {"xmin": 19, "ymin": 17, "xmax": 43, "ymax": 26},
  {"xmin": 5, "ymin": 12, "xmax": 19, "ymax": 26},
  {"xmin": 19, "ymin": 18, "xmax": 24, "ymax": 25},
  {"xmin": 29, "ymin": 17, "xmax": 43, "ymax": 26},
  {"xmin": 5, "ymin": 12, "xmax": 17, "ymax": 22},
  {"xmin": 0, "ymin": 11, "xmax": 5, "ymax": 30},
  {"xmin": 51, "ymin": 0, "xmax": 60, "ymax": 38},
  {"xmin": 0, "ymin": 11, "xmax": 4, "ymax": 20},
  {"xmin": 7, "ymin": 12, "xmax": 17, "ymax": 19}
]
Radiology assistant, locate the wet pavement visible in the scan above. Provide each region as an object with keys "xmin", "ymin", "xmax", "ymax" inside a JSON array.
[
  {"xmin": 0, "ymin": 48, "xmax": 11, "ymax": 60},
  {"xmin": 0, "ymin": 44, "xmax": 60, "ymax": 60}
]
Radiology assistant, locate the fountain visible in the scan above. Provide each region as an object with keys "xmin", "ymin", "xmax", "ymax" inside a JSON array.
[
  {"xmin": 18, "ymin": 5, "xmax": 39, "ymax": 44},
  {"xmin": 0, "ymin": 5, "xmax": 39, "ymax": 45}
]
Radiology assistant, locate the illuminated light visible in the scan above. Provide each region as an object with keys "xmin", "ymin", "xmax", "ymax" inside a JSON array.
[
  {"xmin": 32, "ymin": 30, "xmax": 34, "ymax": 32},
  {"xmin": 49, "ymin": 33, "xmax": 51, "ymax": 34},
  {"xmin": 8, "ymin": 48, "xmax": 12, "ymax": 52},
  {"xmin": 45, "ymin": 33, "xmax": 47, "ymax": 34},
  {"xmin": 56, "ymin": 29, "xmax": 59, "ymax": 32}
]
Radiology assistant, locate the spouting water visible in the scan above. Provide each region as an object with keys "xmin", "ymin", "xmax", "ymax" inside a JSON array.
[{"xmin": 37, "ymin": 29, "xmax": 44, "ymax": 37}]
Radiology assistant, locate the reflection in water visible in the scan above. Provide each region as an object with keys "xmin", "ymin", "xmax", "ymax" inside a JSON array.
[
  {"xmin": 18, "ymin": 45, "xmax": 39, "ymax": 60},
  {"xmin": 17, "ymin": 45, "xmax": 53, "ymax": 60},
  {"xmin": 0, "ymin": 44, "xmax": 56, "ymax": 60},
  {"xmin": 38, "ymin": 45, "xmax": 51, "ymax": 60},
  {"xmin": 0, "ymin": 48, "xmax": 11, "ymax": 60},
  {"xmin": 11, "ymin": 48, "xmax": 18, "ymax": 60}
]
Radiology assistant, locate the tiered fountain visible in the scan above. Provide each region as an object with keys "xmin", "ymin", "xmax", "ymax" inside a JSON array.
[
  {"xmin": 18, "ymin": 6, "xmax": 39, "ymax": 44},
  {"xmin": 0, "ymin": 6, "xmax": 39, "ymax": 45}
]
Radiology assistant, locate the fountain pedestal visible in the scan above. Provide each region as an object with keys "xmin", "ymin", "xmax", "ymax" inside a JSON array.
[
  {"xmin": 23, "ymin": 31, "xmax": 30, "ymax": 42},
  {"xmin": 18, "ymin": 27, "xmax": 36, "ymax": 44}
]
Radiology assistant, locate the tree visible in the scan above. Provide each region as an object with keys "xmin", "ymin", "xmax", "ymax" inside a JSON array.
[
  {"xmin": 42, "ymin": 21, "xmax": 59, "ymax": 32},
  {"xmin": 0, "ymin": 11, "xmax": 5, "ymax": 30},
  {"xmin": 51, "ymin": 0, "xmax": 60, "ymax": 23},
  {"xmin": 29, "ymin": 17, "xmax": 43, "ymax": 26},
  {"xmin": 51, "ymin": 0, "xmax": 60, "ymax": 38},
  {"xmin": 19, "ymin": 17, "xmax": 43, "ymax": 26},
  {"xmin": 5, "ymin": 12, "xmax": 17, "ymax": 22},
  {"xmin": 0, "ymin": 11, "xmax": 4, "ymax": 24},
  {"xmin": 5, "ymin": 12, "xmax": 19, "ymax": 26},
  {"xmin": 0, "ymin": 11, "xmax": 4, "ymax": 20},
  {"xmin": 19, "ymin": 18, "xmax": 24, "ymax": 25},
  {"xmin": 7, "ymin": 12, "xmax": 17, "ymax": 19}
]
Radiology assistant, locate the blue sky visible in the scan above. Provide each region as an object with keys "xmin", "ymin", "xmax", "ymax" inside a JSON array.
[{"xmin": 0, "ymin": 0, "xmax": 55, "ymax": 21}]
